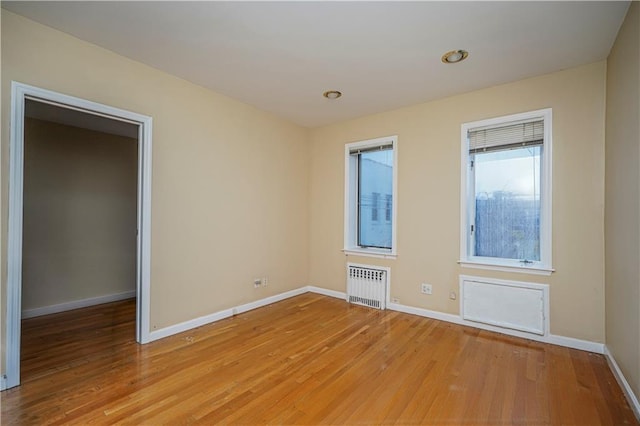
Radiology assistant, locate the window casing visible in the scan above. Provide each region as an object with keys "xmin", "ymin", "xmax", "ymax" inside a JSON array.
[
  {"xmin": 345, "ymin": 136, "xmax": 397, "ymax": 258},
  {"xmin": 460, "ymin": 109, "xmax": 553, "ymax": 275}
]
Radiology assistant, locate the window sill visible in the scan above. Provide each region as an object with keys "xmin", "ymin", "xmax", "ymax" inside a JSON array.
[
  {"xmin": 458, "ymin": 259, "xmax": 554, "ymax": 276},
  {"xmin": 343, "ymin": 248, "xmax": 397, "ymax": 260}
]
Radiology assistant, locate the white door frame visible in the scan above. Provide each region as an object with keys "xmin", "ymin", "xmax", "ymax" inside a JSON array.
[{"xmin": 3, "ymin": 82, "xmax": 153, "ymax": 390}]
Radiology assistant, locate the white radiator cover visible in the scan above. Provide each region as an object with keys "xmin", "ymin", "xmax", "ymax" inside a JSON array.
[
  {"xmin": 347, "ymin": 263, "xmax": 388, "ymax": 310},
  {"xmin": 460, "ymin": 276, "xmax": 549, "ymax": 336}
]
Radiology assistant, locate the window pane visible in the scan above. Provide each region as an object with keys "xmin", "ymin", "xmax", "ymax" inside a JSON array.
[
  {"xmin": 359, "ymin": 149, "xmax": 393, "ymax": 248},
  {"xmin": 474, "ymin": 146, "xmax": 541, "ymax": 261}
]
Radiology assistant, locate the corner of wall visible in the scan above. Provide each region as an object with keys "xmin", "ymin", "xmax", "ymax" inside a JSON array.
[{"xmin": 605, "ymin": 345, "xmax": 640, "ymax": 421}]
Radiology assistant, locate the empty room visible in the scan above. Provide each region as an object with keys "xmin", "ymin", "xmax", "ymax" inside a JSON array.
[{"xmin": 1, "ymin": 1, "xmax": 639, "ymax": 425}]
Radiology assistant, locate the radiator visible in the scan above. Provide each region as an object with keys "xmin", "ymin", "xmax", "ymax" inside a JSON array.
[
  {"xmin": 347, "ymin": 264, "xmax": 387, "ymax": 310},
  {"xmin": 460, "ymin": 276, "xmax": 548, "ymax": 336}
]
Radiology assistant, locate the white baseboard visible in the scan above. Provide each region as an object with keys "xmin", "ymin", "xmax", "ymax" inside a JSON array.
[
  {"xmin": 386, "ymin": 301, "xmax": 604, "ymax": 354},
  {"xmin": 149, "ymin": 307, "xmax": 234, "ymax": 342},
  {"xmin": 144, "ymin": 285, "xmax": 603, "ymax": 357},
  {"xmin": 547, "ymin": 334, "xmax": 604, "ymax": 354},
  {"xmin": 308, "ymin": 286, "xmax": 346, "ymax": 300},
  {"xmin": 233, "ymin": 287, "xmax": 309, "ymax": 315},
  {"xmin": 22, "ymin": 290, "xmax": 136, "ymax": 319},
  {"xmin": 604, "ymin": 346, "xmax": 640, "ymax": 421},
  {"xmin": 148, "ymin": 287, "xmax": 309, "ymax": 342},
  {"xmin": 387, "ymin": 302, "xmax": 461, "ymax": 324}
]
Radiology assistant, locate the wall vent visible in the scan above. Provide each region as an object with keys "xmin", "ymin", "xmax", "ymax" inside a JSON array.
[
  {"xmin": 347, "ymin": 263, "xmax": 388, "ymax": 310},
  {"xmin": 460, "ymin": 276, "xmax": 548, "ymax": 336}
]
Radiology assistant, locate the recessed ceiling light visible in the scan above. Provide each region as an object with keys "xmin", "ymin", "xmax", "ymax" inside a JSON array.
[
  {"xmin": 441, "ymin": 50, "xmax": 469, "ymax": 64},
  {"xmin": 323, "ymin": 90, "xmax": 342, "ymax": 99}
]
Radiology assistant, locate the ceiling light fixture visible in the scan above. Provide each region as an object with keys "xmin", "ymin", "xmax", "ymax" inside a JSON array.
[
  {"xmin": 323, "ymin": 90, "xmax": 342, "ymax": 99},
  {"xmin": 441, "ymin": 50, "xmax": 469, "ymax": 64}
]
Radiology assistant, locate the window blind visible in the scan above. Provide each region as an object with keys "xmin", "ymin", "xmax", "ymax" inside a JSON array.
[
  {"xmin": 350, "ymin": 143, "xmax": 393, "ymax": 155},
  {"xmin": 468, "ymin": 119, "xmax": 543, "ymax": 154}
]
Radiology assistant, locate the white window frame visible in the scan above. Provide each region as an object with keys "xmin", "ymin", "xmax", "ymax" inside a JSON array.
[
  {"xmin": 344, "ymin": 135, "xmax": 398, "ymax": 259},
  {"xmin": 459, "ymin": 109, "xmax": 553, "ymax": 275}
]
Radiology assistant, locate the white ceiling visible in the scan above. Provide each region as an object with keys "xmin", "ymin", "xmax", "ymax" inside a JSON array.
[{"xmin": 2, "ymin": 1, "xmax": 630, "ymax": 128}]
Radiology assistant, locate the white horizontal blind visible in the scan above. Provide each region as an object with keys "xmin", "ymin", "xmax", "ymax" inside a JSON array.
[
  {"xmin": 468, "ymin": 119, "xmax": 543, "ymax": 153},
  {"xmin": 349, "ymin": 143, "xmax": 393, "ymax": 155}
]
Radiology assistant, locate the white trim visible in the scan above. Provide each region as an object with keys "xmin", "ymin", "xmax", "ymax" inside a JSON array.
[
  {"xmin": 545, "ymin": 335, "xmax": 604, "ymax": 354},
  {"xmin": 604, "ymin": 346, "xmax": 640, "ymax": 421},
  {"xmin": 460, "ymin": 108, "xmax": 553, "ymax": 272},
  {"xmin": 149, "ymin": 308, "xmax": 234, "ymax": 342},
  {"xmin": 4, "ymin": 82, "xmax": 153, "ymax": 389},
  {"xmin": 458, "ymin": 260, "xmax": 554, "ymax": 276},
  {"xmin": 148, "ymin": 287, "xmax": 309, "ymax": 342},
  {"xmin": 6, "ymin": 83, "xmax": 25, "ymax": 390},
  {"xmin": 233, "ymin": 287, "xmax": 308, "ymax": 315},
  {"xmin": 344, "ymin": 135, "xmax": 398, "ymax": 257},
  {"xmin": 387, "ymin": 300, "xmax": 602, "ymax": 354},
  {"xmin": 137, "ymin": 113, "xmax": 153, "ymax": 344},
  {"xmin": 308, "ymin": 286, "xmax": 347, "ymax": 300},
  {"xmin": 387, "ymin": 302, "xmax": 461, "ymax": 324},
  {"xmin": 343, "ymin": 249, "xmax": 397, "ymax": 259},
  {"xmin": 21, "ymin": 291, "xmax": 136, "ymax": 319}
]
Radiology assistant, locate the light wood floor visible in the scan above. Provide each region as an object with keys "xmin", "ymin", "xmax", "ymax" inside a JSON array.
[{"xmin": 1, "ymin": 294, "xmax": 638, "ymax": 425}]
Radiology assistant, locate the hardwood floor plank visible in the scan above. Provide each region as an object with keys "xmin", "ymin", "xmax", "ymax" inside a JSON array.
[{"xmin": 1, "ymin": 294, "xmax": 637, "ymax": 425}]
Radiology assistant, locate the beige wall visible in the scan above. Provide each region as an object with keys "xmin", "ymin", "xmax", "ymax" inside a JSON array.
[
  {"xmin": 309, "ymin": 61, "xmax": 607, "ymax": 343},
  {"xmin": 22, "ymin": 118, "xmax": 137, "ymax": 312},
  {"xmin": 605, "ymin": 1, "xmax": 640, "ymax": 401},
  {"xmin": 0, "ymin": 7, "xmax": 622, "ymax": 382},
  {"xmin": 1, "ymin": 10, "xmax": 310, "ymax": 370}
]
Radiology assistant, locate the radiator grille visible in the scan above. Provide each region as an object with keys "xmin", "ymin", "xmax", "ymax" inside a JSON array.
[{"xmin": 347, "ymin": 264, "xmax": 387, "ymax": 310}]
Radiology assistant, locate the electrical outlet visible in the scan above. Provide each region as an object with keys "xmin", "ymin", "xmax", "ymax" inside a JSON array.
[
  {"xmin": 254, "ymin": 278, "xmax": 262, "ymax": 288},
  {"xmin": 391, "ymin": 297, "xmax": 400, "ymax": 304},
  {"xmin": 262, "ymin": 277, "xmax": 268, "ymax": 287},
  {"xmin": 421, "ymin": 283, "xmax": 432, "ymax": 295},
  {"xmin": 449, "ymin": 291, "xmax": 457, "ymax": 300}
]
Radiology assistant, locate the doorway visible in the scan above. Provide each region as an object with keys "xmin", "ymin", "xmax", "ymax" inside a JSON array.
[{"xmin": 4, "ymin": 82, "xmax": 152, "ymax": 390}]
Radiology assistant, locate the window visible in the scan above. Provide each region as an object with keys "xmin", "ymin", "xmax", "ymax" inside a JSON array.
[
  {"xmin": 460, "ymin": 109, "xmax": 553, "ymax": 274},
  {"xmin": 345, "ymin": 136, "xmax": 397, "ymax": 257}
]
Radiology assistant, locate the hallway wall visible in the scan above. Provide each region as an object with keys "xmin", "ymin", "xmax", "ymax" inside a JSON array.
[{"xmin": 22, "ymin": 117, "xmax": 138, "ymax": 315}]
